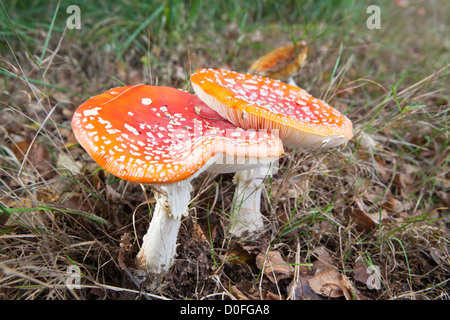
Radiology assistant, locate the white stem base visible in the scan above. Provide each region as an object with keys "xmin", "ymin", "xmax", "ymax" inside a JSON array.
[
  {"xmin": 135, "ymin": 182, "xmax": 192, "ymax": 287},
  {"xmin": 229, "ymin": 164, "xmax": 272, "ymax": 238}
]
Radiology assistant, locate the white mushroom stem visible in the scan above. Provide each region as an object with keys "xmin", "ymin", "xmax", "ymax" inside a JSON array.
[
  {"xmin": 135, "ymin": 180, "xmax": 192, "ymax": 285},
  {"xmin": 229, "ymin": 162, "xmax": 273, "ymax": 238}
]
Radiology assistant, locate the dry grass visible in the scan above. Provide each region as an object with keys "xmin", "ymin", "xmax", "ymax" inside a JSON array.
[{"xmin": 0, "ymin": 0, "xmax": 449, "ymax": 300}]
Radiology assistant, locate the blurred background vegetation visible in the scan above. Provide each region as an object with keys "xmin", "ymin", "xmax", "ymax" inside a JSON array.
[{"xmin": 2, "ymin": 0, "xmax": 447, "ymax": 93}]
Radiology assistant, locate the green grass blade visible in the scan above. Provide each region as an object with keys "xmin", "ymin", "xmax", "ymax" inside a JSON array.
[
  {"xmin": 118, "ymin": 5, "xmax": 164, "ymax": 57},
  {"xmin": 39, "ymin": 1, "xmax": 61, "ymax": 66}
]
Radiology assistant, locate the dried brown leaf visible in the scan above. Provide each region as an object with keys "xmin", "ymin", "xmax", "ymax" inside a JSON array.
[
  {"xmin": 230, "ymin": 280, "xmax": 259, "ymax": 300},
  {"xmin": 192, "ymin": 221, "xmax": 207, "ymax": 242},
  {"xmin": 381, "ymin": 196, "xmax": 400, "ymax": 211},
  {"xmin": 264, "ymin": 292, "xmax": 283, "ymax": 300},
  {"xmin": 349, "ymin": 207, "xmax": 377, "ymax": 232},
  {"xmin": 63, "ymin": 192, "xmax": 97, "ymax": 214},
  {"xmin": 288, "ymin": 276, "xmax": 323, "ymax": 300},
  {"xmin": 105, "ymin": 185, "xmax": 123, "ymax": 203},
  {"xmin": 353, "ymin": 260, "xmax": 372, "ymax": 285},
  {"xmin": 256, "ymin": 250, "xmax": 294, "ymax": 283},
  {"xmin": 2, "ymin": 196, "xmax": 45, "ymax": 229},
  {"xmin": 308, "ymin": 269, "xmax": 356, "ymax": 300},
  {"xmin": 230, "ymin": 285, "xmax": 251, "ymax": 300},
  {"xmin": 311, "ymin": 246, "xmax": 337, "ymax": 272},
  {"xmin": 12, "ymin": 140, "xmax": 31, "ymax": 161}
]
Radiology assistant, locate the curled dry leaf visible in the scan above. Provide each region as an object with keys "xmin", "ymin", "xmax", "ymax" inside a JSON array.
[
  {"xmin": 381, "ymin": 195, "xmax": 401, "ymax": 211},
  {"xmin": 347, "ymin": 198, "xmax": 392, "ymax": 232},
  {"xmin": 308, "ymin": 269, "xmax": 356, "ymax": 300},
  {"xmin": 256, "ymin": 250, "xmax": 294, "ymax": 283}
]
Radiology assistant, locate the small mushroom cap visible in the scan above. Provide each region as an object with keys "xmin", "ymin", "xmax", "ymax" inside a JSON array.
[
  {"xmin": 248, "ymin": 41, "xmax": 308, "ymax": 81},
  {"xmin": 191, "ymin": 68, "xmax": 353, "ymax": 148},
  {"xmin": 72, "ymin": 85, "xmax": 283, "ymax": 184}
]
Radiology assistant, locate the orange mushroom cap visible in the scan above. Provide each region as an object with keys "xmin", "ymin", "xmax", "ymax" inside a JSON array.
[
  {"xmin": 72, "ymin": 85, "xmax": 283, "ymax": 184},
  {"xmin": 248, "ymin": 41, "xmax": 308, "ymax": 81},
  {"xmin": 190, "ymin": 68, "xmax": 353, "ymax": 148}
]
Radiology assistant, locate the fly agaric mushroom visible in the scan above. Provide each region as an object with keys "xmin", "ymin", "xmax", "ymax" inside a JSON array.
[
  {"xmin": 248, "ymin": 41, "xmax": 308, "ymax": 86},
  {"xmin": 191, "ymin": 68, "xmax": 353, "ymax": 237},
  {"xmin": 71, "ymin": 84, "xmax": 283, "ymax": 286}
]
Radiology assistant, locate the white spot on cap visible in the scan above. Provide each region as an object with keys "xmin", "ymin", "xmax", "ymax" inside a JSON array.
[
  {"xmin": 224, "ymin": 78, "xmax": 236, "ymax": 85},
  {"xmin": 124, "ymin": 123, "xmax": 140, "ymax": 136},
  {"xmin": 141, "ymin": 98, "xmax": 152, "ymax": 105},
  {"xmin": 242, "ymin": 84, "xmax": 258, "ymax": 90},
  {"xmin": 83, "ymin": 107, "xmax": 101, "ymax": 117}
]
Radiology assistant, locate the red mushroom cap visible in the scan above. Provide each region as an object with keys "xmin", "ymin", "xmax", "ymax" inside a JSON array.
[
  {"xmin": 71, "ymin": 85, "xmax": 283, "ymax": 184},
  {"xmin": 191, "ymin": 68, "xmax": 353, "ymax": 148}
]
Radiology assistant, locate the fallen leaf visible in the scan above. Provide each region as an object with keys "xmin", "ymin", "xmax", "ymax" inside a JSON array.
[
  {"xmin": 225, "ymin": 243, "xmax": 258, "ymax": 266},
  {"xmin": 311, "ymin": 246, "xmax": 337, "ymax": 272},
  {"xmin": 36, "ymin": 187, "xmax": 59, "ymax": 203},
  {"xmin": 105, "ymin": 185, "xmax": 123, "ymax": 203},
  {"xmin": 256, "ymin": 250, "xmax": 294, "ymax": 283},
  {"xmin": 57, "ymin": 152, "xmax": 83, "ymax": 175},
  {"xmin": 230, "ymin": 280, "xmax": 259, "ymax": 300},
  {"xmin": 381, "ymin": 196, "xmax": 402, "ymax": 212},
  {"xmin": 357, "ymin": 132, "xmax": 379, "ymax": 150},
  {"xmin": 349, "ymin": 207, "xmax": 377, "ymax": 232},
  {"xmin": 62, "ymin": 192, "xmax": 97, "ymax": 214},
  {"xmin": 192, "ymin": 221, "xmax": 207, "ymax": 242},
  {"xmin": 264, "ymin": 292, "xmax": 283, "ymax": 300},
  {"xmin": 353, "ymin": 260, "xmax": 373, "ymax": 285},
  {"xmin": 230, "ymin": 285, "xmax": 251, "ymax": 300},
  {"xmin": 288, "ymin": 276, "xmax": 323, "ymax": 300},
  {"xmin": 374, "ymin": 156, "xmax": 391, "ymax": 182},
  {"xmin": 428, "ymin": 246, "xmax": 449, "ymax": 266},
  {"xmin": 12, "ymin": 140, "xmax": 31, "ymax": 161},
  {"xmin": 395, "ymin": 165, "xmax": 417, "ymax": 198},
  {"xmin": 308, "ymin": 269, "xmax": 356, "ymax": 300},
  {"xmin": 12, "ymin": 140, "xmax": 53, "ymax": 177},
  {"xmin": 2, "ymin": 196, "xmax": 46, "ymax": 229}
]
